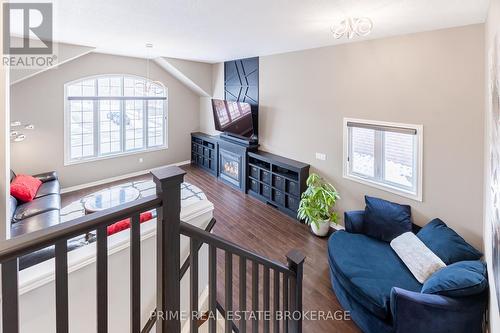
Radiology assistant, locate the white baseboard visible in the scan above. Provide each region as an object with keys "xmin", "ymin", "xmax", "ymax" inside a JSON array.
[{"xmin": 61, "ymin": 160, "xmax": 191, "ymax": 194}]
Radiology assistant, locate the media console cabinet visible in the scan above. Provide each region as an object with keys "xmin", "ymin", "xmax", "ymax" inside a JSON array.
[
  {"xmin": 247, "ymin": 151, "xmax": 309, "ymax": 218},
  {"xmin": 191, "ymin": 132, "xmax": 310, "ymax": 219},
  {"xmin": 191, "ymin": 132, "xmax": 218, "ymax": 176}
]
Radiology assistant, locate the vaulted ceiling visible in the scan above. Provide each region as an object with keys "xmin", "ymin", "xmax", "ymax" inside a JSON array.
[{"xmin": 9, "ymin": 0, "xmax": 490, "ymax": 63}]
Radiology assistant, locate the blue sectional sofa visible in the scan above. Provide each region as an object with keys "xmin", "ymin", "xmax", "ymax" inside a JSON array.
[{"xmin": 328, "ymin": 202, "xmax": 487, "ymax": 333}]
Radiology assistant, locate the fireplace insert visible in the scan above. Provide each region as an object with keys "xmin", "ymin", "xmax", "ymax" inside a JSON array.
[{"xmin": 219, "ymin": 149, "xmax": 241, "ymax": 187}]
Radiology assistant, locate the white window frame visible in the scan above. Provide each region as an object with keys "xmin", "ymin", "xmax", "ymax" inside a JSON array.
[
  {"xmin": 342, "ymin": 118, "xmax": 423, "ymax": 201},
  {"xmin": 63, "ymin": 74, "xmax": 168, "ymax": 166}
]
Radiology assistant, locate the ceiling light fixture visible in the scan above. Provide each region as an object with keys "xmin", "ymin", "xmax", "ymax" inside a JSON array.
[
  {"xmin": 332, "ymin": 17, "xmax": 373, "ymax": 39},
  {"xmin": 135, "ymin": 43, "xmax": 164, "ymax": 95},
  {"xmin": 10, "ymin": 121, "xmax": 34, "ymax": 142}
]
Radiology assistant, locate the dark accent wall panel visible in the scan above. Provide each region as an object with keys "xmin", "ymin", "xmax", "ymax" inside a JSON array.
[{"xmin": 224, "ymin": 57, "xmax": 259, "ymax": 137}]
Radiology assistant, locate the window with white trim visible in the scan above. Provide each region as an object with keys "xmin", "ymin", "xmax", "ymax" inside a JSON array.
[
  {"xmin": 64, "ymin": 75, "xmax": 167, "ymax": 164},
  {"xmin": 343, "ymin": 118, "xmax": 423, "ymax": 201}
]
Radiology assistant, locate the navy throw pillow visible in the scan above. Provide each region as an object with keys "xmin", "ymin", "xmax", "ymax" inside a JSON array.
[
  {"xmin": 363, "ymin": 196, "xmax": 412, "ymax": 242},
  {"xmin": 417, "ymin": 219, "xmax": 482, "ymax": 265},
  {"xmin": 422, "ymin": 260, "xmax": 488, "ymax": 297}
]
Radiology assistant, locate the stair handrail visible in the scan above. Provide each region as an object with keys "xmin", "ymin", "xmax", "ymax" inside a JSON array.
[
  {"xmin": 0, "ymin": 195, "xmax": 161, "ymax": 262},
  {"xmin": 0, "ymin": 166, "xmax": 185, "ymax": 333},
  {"xmin": 179, "ymin": 219, "xmax": 305, "ymax": 333}
]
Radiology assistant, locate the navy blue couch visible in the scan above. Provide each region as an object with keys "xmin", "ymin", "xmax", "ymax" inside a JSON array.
[{"xmin": 328, "ymin": 210, "xmax": 487, "ymax": 333}]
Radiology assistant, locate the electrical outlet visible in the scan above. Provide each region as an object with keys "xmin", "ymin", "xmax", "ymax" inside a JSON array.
[
  {"xmin": 139, "ymin": 158, "xmax": 143, "ymax": 163},
  {"xmin": 315, "ymin": 152, "xmax": 327, "ymax": 161}
]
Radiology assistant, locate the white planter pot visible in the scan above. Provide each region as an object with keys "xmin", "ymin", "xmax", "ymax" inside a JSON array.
[{"xmin": 311, "ymin": 220, "xmax": 330, "ymax": 237}]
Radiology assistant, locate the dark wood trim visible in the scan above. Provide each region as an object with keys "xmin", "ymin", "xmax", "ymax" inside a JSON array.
[
  {"xmin": 141, "ymin": 218, "xmax": 217, "ymax": 333},
  {"xmin": 273, "ymin": 270, "xmax": 280, "ymax": 333},
  {"xmin": 152, "ymin": 166, "xmax": 185, "ymax": 333},
  {"xmin": 55, "ymin": 239, "xmax": 69, "ymax": 333},
  {"xmin": 209, "ymin": 244, "xmax": 217, "ymax": 333},
  {"xmin": 225, "ymin": 252, "xmax": 233, "ymax": 333},
  {"xmin": 283, "ymin": 275, "xmax": 289, "ymax": 333},
  {"xmin": 130, "ymin": 213, "xmax": 141, "ymax": 333},
  {"xmin": 1, "ymin": 258, "xmax": 19, "ymax": 333},
  {"xmin": 96, "ymin": 225, "xmax": 108, "ymax": 333},
  {"xmin": 0, "ymin": 195, "xmax": 161, "ymax": 262},
  {"xmin": 190, "ymin": 238, "xmax": 200, "ymax": 333},
  {"xmin": 180, "ymin": 222, "xmax": 293, "ymax": 275},
  {"xmin": 252, "ymin": 262, "xmax": 259, "ymax": 333},
  {"xmin": 180, "ymin": 218, "xmax": 217, "ymax": 278},
  {"xmin": 215, "ymin": 301, "xmax": 240, "ymax": 333},
  {"xmin": 287, "ymin": 250, "xmax": 306, "ymax": 333},
  {"xmin": 239, "ymin": 257, "xmax": 247, "ymax": 333},
  {"xmin": 263, "ymin": 266, "xmax": 270, "ymax": 333}
]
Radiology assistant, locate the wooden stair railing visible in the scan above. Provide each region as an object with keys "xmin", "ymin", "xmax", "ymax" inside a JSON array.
[
  {"xmin": 179, "ymin": 222, "xmax": 305, "ymax": 333},
  {"xmin": 0, "ymin": 165, "xmax": 305, "ymax": 333},
  {"xmin": 141, "ymin": 218, "xmax": 217, "ymax": 333},
  {"xmin": 0, "ymin": 166, "xmax": 184, "ymax": 333}
]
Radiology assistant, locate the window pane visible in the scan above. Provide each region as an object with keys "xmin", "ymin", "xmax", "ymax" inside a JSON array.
[
  {"xmin": 98, "ymin": 78, "xmax": 110, "ymax": 96},
  {"xmin": 67, "ymin": 76, "xmax": 167, "ymax": 162},
  {"xmin": 71, "ymin": 146, "xmax": 82, "ymax": 159},
  {"xmin": 125, "ymin": 100, "xmax": 144, "ymax": 151},
  {"xmin": 98, "ymin": 77, "xmax": 122, "ymax": 96},
  {"xmin": 351, "ymin": 127, "xmax": 375, "ymax": 177},
  {"xmin": 99, "ymin": 100, "xmax": 121, "ymax": 155},
  {"xmin": 82, "ymin": 80, "xmax": 95, "ymax": 96},
  {"xmin": 68, "ymin": 84, "xmax": 81, "ymax": 97},
  {"xmin": 147, "ymin": 100, "xmax": 165, "ymax": 147},
  {"xmin": 124, "ymin": 78, "xmax": 147, "ymax": 97},
  {"xmin": 384, "ymin": 132, "xmax": 414, "ymax": 188},
  {"xmin": 124, "ymin": 78, "xmax": 134, "ymax": 95},
  {"xmin": 69, "ymin": 100, "xmax": 94, "ymax": 160},
  {"xmin": 82, "ymin": 145, "xmax": 94, "ymax": 157}
]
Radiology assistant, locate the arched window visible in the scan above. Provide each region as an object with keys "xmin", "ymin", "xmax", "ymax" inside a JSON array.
[{"xmin": 64, "ymin": 75, "xmax": 167, "ymax": 164}]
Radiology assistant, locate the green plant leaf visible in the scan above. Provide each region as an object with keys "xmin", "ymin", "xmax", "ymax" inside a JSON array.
[{"xmin": 297, "ymin": 173, "xmax": 340, "ymax": 226}]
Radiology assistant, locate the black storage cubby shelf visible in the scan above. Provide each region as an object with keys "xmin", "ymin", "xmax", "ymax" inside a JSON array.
[
  {"xmin": 191, "ymin": 132, "xmax": 218, "ymax": 176},
  {"xmin": 247, "ymin": 151, "xmax": 310, "ymax": 220}
]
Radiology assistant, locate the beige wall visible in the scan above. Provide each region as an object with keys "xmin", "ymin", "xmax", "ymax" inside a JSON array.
[
  {"xmin": 484, "ymin": 0, "xmax": 500, "ymax": 330},
  {"xmin": 10, "ymin": 40, "xmax": 94, "ymax": 85},
  {"xmin": 10, "ymin": 52, "xmax": 201, "ymax": 188},
  {"xmin": 206, "ymin": 25, "xmax": 485, "ymax": 250},
  {"xmin": 163, "ymin": 57, "xmax": 213, "ymax": 96},
  {"xmin": 199, "ymin": 63, "xmax": 224, "ymax": 135}
]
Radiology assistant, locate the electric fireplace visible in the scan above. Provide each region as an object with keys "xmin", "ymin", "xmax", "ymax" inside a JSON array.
[{"xmin": 219, "ymin": 149, "xmax": 241, "ymax": 187}]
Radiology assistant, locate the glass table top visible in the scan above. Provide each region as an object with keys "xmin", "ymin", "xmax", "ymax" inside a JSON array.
[{"xmin": 84, "ymin": 187, "xmax": 140, "ymax": 213}]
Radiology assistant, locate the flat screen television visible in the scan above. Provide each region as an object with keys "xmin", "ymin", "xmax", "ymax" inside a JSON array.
[{"xmin": 212, "ymin": 99, "xmax": 255, "ymax": 139}]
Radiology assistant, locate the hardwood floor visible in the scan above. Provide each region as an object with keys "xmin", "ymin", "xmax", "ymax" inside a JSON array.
[
  {"xmin": 182, "ymin": 165, "xmax": 360, "ymax": 333},
  {"xmin": 61, "ymin": 164, "xmax": 361, "ymax": 332}
]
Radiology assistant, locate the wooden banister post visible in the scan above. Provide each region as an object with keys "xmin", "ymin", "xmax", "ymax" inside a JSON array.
[
  {"xmin": 152, "ymin": 166, "xmax": 186, "ymax": 333},
  {"xmin": 286, "ymin": 249, "xmax": 305, "ymax": 333}
]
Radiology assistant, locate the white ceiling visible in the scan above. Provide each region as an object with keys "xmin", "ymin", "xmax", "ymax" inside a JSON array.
[{"xmin": 10, "ymin": 0, "xmax": 490, "ymax": 63}]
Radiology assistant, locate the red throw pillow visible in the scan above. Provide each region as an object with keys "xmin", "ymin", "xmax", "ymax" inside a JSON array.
[
  {"xmin": 10, "ymin": 175, "xmax": 42, "ymax": 202},
  {"xmin": 107, "ymin": 211, "xmax": 154, "ymax": 236}
]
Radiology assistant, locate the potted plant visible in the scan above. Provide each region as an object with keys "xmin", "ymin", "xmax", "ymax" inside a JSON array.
[{"xmin": 297, "ymin": 173, "xmax": 340, "ymax": 237}]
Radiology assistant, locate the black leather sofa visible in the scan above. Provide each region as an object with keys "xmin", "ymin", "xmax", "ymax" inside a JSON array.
[{"xmin": 10, "ymin": 170, "xmax": 61, "ymax": 238}]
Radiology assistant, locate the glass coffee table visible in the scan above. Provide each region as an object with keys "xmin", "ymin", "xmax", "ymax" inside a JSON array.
[
  {"xmin": 84, "ymin": 186, "xmax": 140, "ymax": 214},
  {"xmin": 83, "ymin": 186, "xmax": 141, "ymax": 242}
]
